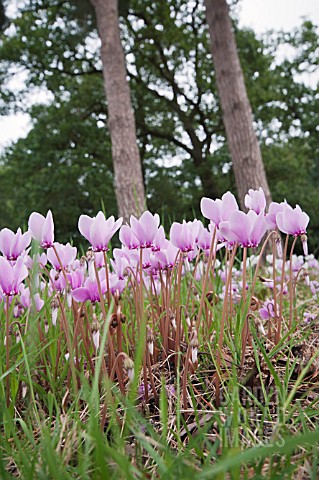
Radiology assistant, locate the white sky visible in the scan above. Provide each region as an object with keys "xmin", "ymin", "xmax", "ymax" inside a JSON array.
[
  {"xmin": 237, "ymin": 0, "xmax": 319, "ymax": 32},
  {"xmin": 0, "ymin": 0, "xmax": 318, "ymax": 151}
]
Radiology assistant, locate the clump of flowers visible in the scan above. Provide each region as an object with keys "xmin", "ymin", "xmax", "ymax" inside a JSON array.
[{"xmin": 0, "ymin": 188, "xmax": 315, "ymax": 410}]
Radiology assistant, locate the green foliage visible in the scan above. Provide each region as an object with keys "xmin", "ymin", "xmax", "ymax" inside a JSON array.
[
  {"xmin": 0, "ymin": 75, "xmax": 114, "ymax": 243},
  {"xmin": 0, "ymin": 0, "xmax": 318, "ymax": 249}
]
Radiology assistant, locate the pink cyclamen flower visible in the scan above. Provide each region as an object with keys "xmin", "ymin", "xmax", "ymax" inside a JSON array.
[
  {"xmin": 277, "ymin": 203, "xmax": 310, "ymax": 255},
  {"xmin": 72, "ymin": 277, "xmax": 107, "ymax": 303},
  {"xmin": 153, "ymin": 242, "xmax": 179, "ymax": 270},
  {"xmin": 28, "ymin": 210, "xmax": 54, "ymax": 248},
  {"xmin": 276, "ymin": 204, "xmax": 309, "ymax": 237},
  {"xmin": 265, "ymin": 202, "xmax": 285, "ymax": 230},
  {"xmin": 78, "ymin": 212, "xmax": 122, "ymax": 252},
  {"xmin": 110, "ymin": 255, "xmax": 130, "ymax": 280},
  {"xmin": 200, "ymin": 191, "xmax": 239, "ymax": 228},
  {"xmin": 170, "ymin": 221, "xmax": 197, "ymax": 253},
  {"xmin": 259, "ymin": 300, "xmax": 277, "ymax": 320},
  {"xmin": 25, "ymin": 252, "xmax": 47, "ymax": 270},
  {"xmin": 244, "ymin": 187, "xmax": 266, "ymax": 215},
  {"xmin": 119, "ymin": 225, "xmax": 139, "ymax": 250},
  {"xmin": 0, "ymin": 256, "xmax": 28, "ymax": 296},
  {"xmin": 152, "ymin": 225, "xmax": 168, "ymax": 252},
  {"xmin": 195, "ymin": 221, "xmax": 215, "ymax": 255},
  {"xmin": 66, "ymin": 268, "xmax": 85, "ymax": 290},
  {"xmin": 219, "ymin": 210, "xmax": 267, "ymax": 248},
  {"xmin": 47, "ymin": 242, "xmax": 77, "ymax": 270},
  {"xmin": 0, "ymin": 227, "xmax": 31, "ymax": 261},
  {"xmin": 119, "ymin": 211, "xmax": 161, "ymax": 250},
  {"xmin": 129, "ymin": 211, "xmax": 161, "ymax": 248},
  {"xmin": 20, "ymin": 286, "xmax": 44, "ymax": 312}
]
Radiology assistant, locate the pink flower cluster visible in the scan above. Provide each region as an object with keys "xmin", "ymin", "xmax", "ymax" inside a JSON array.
[
  {"xmin": 0, "ymin": 188, "xmax": 311, "ymax": 319},
  {"xmin": 201, "ymin": 188, "xmax": 309, "ymax": 248}
]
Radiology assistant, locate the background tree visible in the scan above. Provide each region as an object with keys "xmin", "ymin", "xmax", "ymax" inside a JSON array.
[
  {"xmin": 89, "ymin": 0, "xmax": 145, "ymax": 221},
  {"xmin": 204, "ymin": 0, "xmax": 271, "ymax": 208},
  {"xmin": 0, "ymin": 0, "xmax": 318, "ymax": 250}
]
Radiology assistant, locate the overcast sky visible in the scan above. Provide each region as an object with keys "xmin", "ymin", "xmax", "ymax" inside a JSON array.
[{"xmin": 0, "ymin": 0, "xmax": 318, "ymax": 150}]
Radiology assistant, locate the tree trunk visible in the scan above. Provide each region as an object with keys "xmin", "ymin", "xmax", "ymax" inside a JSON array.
[
  {"xmin": 204, "ymin": 0, "xmax": 272, "ymax": 209},
  {"xmin": 90, "ymin": 0, "xmax": 146, "ymax": 222}
]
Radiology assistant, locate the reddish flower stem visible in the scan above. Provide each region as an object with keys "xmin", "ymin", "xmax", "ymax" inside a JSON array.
[
  {"xmin": 196, "ymin": 227, "xmax": 216, "ymax": 331},
  {"xmin": 5, "ymin": 296, "xmax": 10, "ymax": 408},
  {"xmin": 276, "ymin": 234, "xmax": 289, "ymax": 344},
  {"xmin": 215, "ymin": 245, "xmax": 237, "ymax": 407},
  {"xmin": 288, "ymin": 236, "xmax": 298, "ymax": 334}
]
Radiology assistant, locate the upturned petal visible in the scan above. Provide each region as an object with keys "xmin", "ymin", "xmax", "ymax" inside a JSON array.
[
  {"xmin": 78, "ymin": 215, "xmax": 94, "ymax": 243},
  {"xmin": 0, "ymin": 257, "xmax": 15, "ymax": 295}
]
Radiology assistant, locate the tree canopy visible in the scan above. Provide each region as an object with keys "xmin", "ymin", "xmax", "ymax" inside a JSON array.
[{"xmin": 0, "ymin": 0, "xmax": 318, "ymax": 250}]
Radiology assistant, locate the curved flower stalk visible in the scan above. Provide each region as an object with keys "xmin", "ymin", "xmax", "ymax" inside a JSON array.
[
  {"xmin": 28, "ymin": 210, "xmax": 54, "ymax": 248},
  {"xmin": 259, "ymin": 299, "xmax": 277, "ymax": 320}
]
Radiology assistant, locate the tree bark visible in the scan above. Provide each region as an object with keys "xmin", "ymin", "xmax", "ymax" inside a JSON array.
[
  {"xmin": 90, "ymin": 0, "xmax": 146, "ymax": 222},
  {"xmin": 204, "ymin": 0, "xmax": 272, "ymax": 209}
]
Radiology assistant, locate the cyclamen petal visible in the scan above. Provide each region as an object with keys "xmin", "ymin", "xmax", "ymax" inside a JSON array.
[
  {"xmin": 220, "ymin": 192, "xmax": 239, "ymax": 219},
  {"xmin": 72, "ymin": 287, "xmax": 91, "ymax": 303},
  {"xmin": 0, "ymin": 227, "xmax": 31, "ymax": 261},
  {"xmin": 90, "ymin": 211, "xmax": 109, "ymax": 250},
  {"xmin": 0, "ymin": 256, "xmax": 28, "ymax": 296},
  {"xmin": 0, "ymin": 257, "xmax": 15, "ymax": 295},
  {"xmin": 42, "ymin": 211, "xmax": 54, "ymax": 247},
  {"xmin": 78, "ymin": 215, "xmax": 94, "ymax": 243},
  {"xmin": 249, "ymin": 210, "xmax": 267, "ymax": 247},
  {"xmin": 28, "ymin": 212, "xmax": 45, "ymax": 242},
  {"xmin": 28, "ymin": 210, "xmax": 54, "ymax": 248},
  {"xmin": 47, "ymin": 242, "xmax": 77, "ymax": 270},
  {"xmin": 200, "ymin": 197, "xmax": 222, "ymax": 226},
  {"xmin": 152, "ymin": 226, "xmax": 168, "ymax": 251},
  {"xmin": 119, "ymin": 225, "xmax": 139, "ymax": 249},
  {"xmin": 265, "ymin": 202, "xmax": 284, "ymax": 230},
  {"xmin": 245, "ymin": 187, "xmax": 266, "ymax": 214},
  {"xmin": 200, "ymin": 192, "xmax": 238, "ymax": 228},
  {"xmin": 229, "ymin": 211, "xmax": 252, "ymax": 246},
  {"xmin": 218, "ymin": 221, "xmax": 239, "ymax": 245}
]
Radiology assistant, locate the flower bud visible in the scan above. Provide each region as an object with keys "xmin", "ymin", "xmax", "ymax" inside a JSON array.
[
  {"xmin": 190, "ymin": 330, "xmax": 199, "ymax": 364},
  {"xmin": 170, "ymin": 312, "xmax": 176, "ymax": 330},
  {"xmin": 50, "ymin": 296, "xmax": 59, "ymax": 326},
  {"xmin": 91, "ymin": 320, "xmax": 100, "ymax": 351},
  {"xmin": 301, "ymin": 234, "xmax": 308, "ymax": 256},
  {"xmin": 147, "ymin": 326, "xmax": 154, "ymax": 356},
  {"xmin": 123, "ymin": 354, "xmax": 134, "ymax": 382}
]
